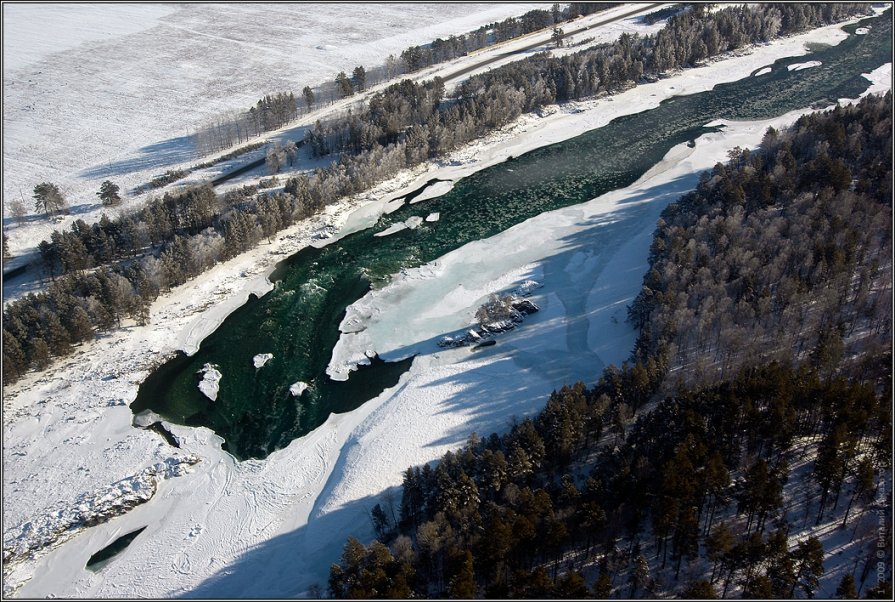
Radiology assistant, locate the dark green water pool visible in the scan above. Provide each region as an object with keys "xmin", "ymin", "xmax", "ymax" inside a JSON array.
[{"xmin": 132, "ymin": 12, "xmax": 891, "ymax": 460}]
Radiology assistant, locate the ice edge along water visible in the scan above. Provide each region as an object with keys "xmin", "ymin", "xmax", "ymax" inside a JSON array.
[{"xmin": 4, "ymin": 17, "xmax": 891, "ymax": 601}]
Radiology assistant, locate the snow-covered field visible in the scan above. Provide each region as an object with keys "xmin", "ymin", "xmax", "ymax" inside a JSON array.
[
  {"xmin": 2, "ymin": 5, "xmax": 891, "ymax": 598},
  {"xmin": 3, "ymin": 4, "xmax": 672, "ymax": 303},
  {"xmin": 3, "ymin": 2, "xmax": 558, "ymax": 256}
]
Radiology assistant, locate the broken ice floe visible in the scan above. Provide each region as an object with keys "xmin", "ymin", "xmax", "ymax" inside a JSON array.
[
  {"xmin": 787, "ymin": 60, "xmax": 821, "ymax": 71},
  {"xmin": 197, "ymin": 363, "xmax": 222, "ymax": 401},
  {"xmin": 253, "ymin": 353, "xmax": 274, "ymax": 369}
]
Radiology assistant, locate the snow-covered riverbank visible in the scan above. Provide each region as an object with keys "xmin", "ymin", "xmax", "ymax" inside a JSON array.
[{"xmin": 2, "ymin": 10, "xmax": 890, "ymax": 598}]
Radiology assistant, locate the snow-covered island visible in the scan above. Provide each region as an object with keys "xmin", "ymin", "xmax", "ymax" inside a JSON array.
[{"xmin": 438, "ymin": 280, "xmax": 543, "ymax": 348}]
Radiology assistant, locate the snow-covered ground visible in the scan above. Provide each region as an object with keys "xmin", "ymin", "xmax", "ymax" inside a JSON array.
[
  {"xmin": 3, "ymin": 2, "xmax": 558, "ymax": 256},
  {"xmin": 1, "ymin": 2, "xmax": 674, "ymax": 308},
  {"xmin": 2, "ymin": 7, "xmax": 891, "ymax": 598}
]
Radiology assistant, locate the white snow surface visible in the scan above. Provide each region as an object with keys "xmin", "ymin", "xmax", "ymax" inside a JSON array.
[
  {"xmin": 2, "ymin": 4, "xmax": 178, "ymax": 72},
  {"xmin": 2, "ymin": 10, "xmax": 890, "ymax": 599},
  {"xmin": 753, "ymin": 66, "xmax": 772, "ymax": 76},
  {"xmin": 253, "ymin": 353, "xmax": 274, "ymax": 369},
  {"xmin": 197, "ymin": 364, "xmax": 222, "ymax": 402},
  {"xmin": 857, "ymin": 62, "xmax": 892, "ymax": 97}
]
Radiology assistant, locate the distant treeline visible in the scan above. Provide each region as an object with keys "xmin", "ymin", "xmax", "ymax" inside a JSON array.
[
  {"xmin": 2, "ymin": 3, "xmax": 875, "ymax": 385},
  {"xmin": 306, "ymin": 3, "xmax": 872, "ymax": 160},
  {"xmin": 193, "ymin": 2, "xmax": 869, "ymax": 160},
  {"xmin": 191, "ymin": 4, "xmax": 621, "ymax": 157},
  {"xmin": 641, "ymin": 4, "xmax": 687, "ymax": 25},
  {"xmin": 398, "ymin": 3, "xmax": 620, "ymax": 72},
  {"xmin": 194, "ymin": 92, "xmax": 299, "ymax": 156},
  {"xmin": 327, "ymin": 86, "xmax": 893, "ymax": 602}
]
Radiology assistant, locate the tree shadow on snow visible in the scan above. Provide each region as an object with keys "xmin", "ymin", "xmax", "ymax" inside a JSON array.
[
  {"xmin": 79, "ymin": 135, "xmax": 197, "ymax": 180},
  {"xmin": 181, "ymin": 413, "xmax": 416, "ymax": 599},
  {"xmin": 378, "ymin": 172, "xmax": 702, "ymax": 447}
]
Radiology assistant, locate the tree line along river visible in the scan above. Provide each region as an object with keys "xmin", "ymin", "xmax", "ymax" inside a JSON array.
[{"xmin": 132, "ymin": 13, "xmax": 891, "ymax": 461}]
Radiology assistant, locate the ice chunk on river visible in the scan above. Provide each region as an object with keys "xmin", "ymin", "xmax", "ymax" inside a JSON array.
[
  {"xmin": 410, "ymin": 179, "xmax": 454, "ymax": 204},
  {"xmin": 289, "ymin": 381, "xmax": 309, "ymax": 397},
  {"xmin": 198, "ymin": 363, "xmax": 222, "ymax": 401},
  {"xmin": 253, "ymin": 353, "xmax": 274, "ymax": 368},
  {"xmin": 374, "ymin": 222, "xmax": 408, "ymax": 237},
  {"xmin": 425, "ymin": 212, "xmax": 440, "ymax": 222},
  {"xmin": 788, "ymin": 60, "xmax": 821, "ymax": 71}
]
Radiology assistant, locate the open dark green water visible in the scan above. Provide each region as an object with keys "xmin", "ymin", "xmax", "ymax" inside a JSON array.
[
  {"xmin": 86, "ymin": 527, "xmax": 147, "ymax": 572},
  {"xmin": 133, "ymin": 12, "xmax": 891, "ymax": 461}
]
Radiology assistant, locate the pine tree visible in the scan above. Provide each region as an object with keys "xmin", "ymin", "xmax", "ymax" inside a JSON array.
[
  {"xmin": 842, "ymin": 457, "xmax": 875, "ymax": 527},
  {"xmin": 682, "ymin": 579, "xmax": 718, "ymax": 599},
  {"xmin": 302, "ymin": 86, "xmax": 315, "ymax": 111},
  {"xmin": 555, "ymin": 571, "xmax": 587, "ymax": 597},
  {"xmin": 97, "ymin": 180, "xmax": 122, "ymax": 206},
  {"xmin": 551, "ymin": 27, "xmax": 564, "ymax": 48},
  {"xmin": 33, "ymin": 182, "xmax": 67, "ymax": 217},
  {"xmin": 446, "ymin": 549, "xmax": 476, "ymax": 598},
  {"xmin": 593, "ymin": 569, "xmax": 612, "ymax": 598},
  {"xmin": 65, "ymin": 306, "xmax": 94, "ymax": 342},
  {"xmin": 791, "ymin": 536, "xmax": 825, "ymax": 597},
  {"xmin": 2, "ymin": 330, "xmax": 28, "ymax": 382},
  {"xmin": 352, "ymin": 65, "xmax": 367, "ymax": 92},
  {"xmin": 629, "ymin": 554, "xmax": 650, "ymax": 597},
  {"xmin": 336, "ymin": 71, "xmax": 353, "ymax": 98},
  {"xmin": 371, "ymin": 503, "xmax": 392, "ymax": 539},
  {"xmin": 836, "ymin": 574, "xmax": 858, "ymax": 599},
  {"xmin": 28, "ymin": 337, "xmax": 51, "ymax": 370}
]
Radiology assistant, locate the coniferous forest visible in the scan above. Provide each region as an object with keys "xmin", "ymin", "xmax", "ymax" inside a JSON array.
[{"xmin": 327, "ymin": 93, "xmax": 892, "ymax": 599}]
